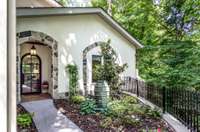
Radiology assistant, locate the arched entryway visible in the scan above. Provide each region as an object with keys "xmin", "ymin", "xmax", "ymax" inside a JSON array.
[
  {"xmin": 21, "ymin": 53, "xmax": 42, "ymax": 94},
  {"xmin": 82, "ymin": 41, "xmax": 117, "ymax": 95},
  {"xmin": 17, "ymin": 31, "xmax": 58, "ymax": 102},
  {"xmin": 83, "ymin": 42, "xmax": 102, "ymax": 95}
]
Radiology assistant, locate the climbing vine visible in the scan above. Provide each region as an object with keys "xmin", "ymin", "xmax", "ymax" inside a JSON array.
[
  {"xmin": 66, "ymin": 64, "xmax": 79, "ymax": 97},
  {"xmin": 94, "ymin": 40, "xmax": 128, "ymax": 96}
]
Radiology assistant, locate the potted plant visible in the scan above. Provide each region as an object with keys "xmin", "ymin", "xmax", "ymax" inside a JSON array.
[{"xmin": 42, "ymin": 81, "xmax": 49, "ymax": 93}]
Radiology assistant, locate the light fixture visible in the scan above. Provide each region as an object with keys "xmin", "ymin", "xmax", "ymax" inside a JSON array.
[{"xmin": 30, "ymin": 45, "xmax": 36, "ymax": 55}]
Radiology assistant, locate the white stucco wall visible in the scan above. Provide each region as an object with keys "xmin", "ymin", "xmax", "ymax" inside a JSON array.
[
  {"xmin": 20, "ymin": 43, "xmax": 52, "ymax": 94},
  {"xmin": 17, "ymin": 0, "xmax": 62, "ymax": 7},
  {"xmin": 17, "ymin": 14, "xmax": 137, "ymax": 96}
]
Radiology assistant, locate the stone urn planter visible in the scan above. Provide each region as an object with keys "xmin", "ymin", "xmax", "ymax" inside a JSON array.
[{"xmin": 94, "ymin": 80, "xmax": 109, "ymax": 108}]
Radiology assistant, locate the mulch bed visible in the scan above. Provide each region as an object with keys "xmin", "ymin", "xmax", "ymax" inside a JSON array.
[
  {"xmin": 17, "ymin": 104, "xmax": 38, "ymax": 132},
  {"xmin": 54, "ymin": 99, "xmax": 175, "ymax": 132}
]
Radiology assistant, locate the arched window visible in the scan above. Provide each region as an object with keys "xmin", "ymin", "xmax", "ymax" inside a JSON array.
[{"xmin": 21, "ymin": 53, "xmax": 41, "ymax": 94}]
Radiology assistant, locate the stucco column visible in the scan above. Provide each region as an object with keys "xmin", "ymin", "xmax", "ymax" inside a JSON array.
[
  {"xmin": 0, "ymin": 0, "xmax": 16, "ymax": 131},
  {"xmin": 0, "ymin": 0, "xmax": 8, "ymax": 131},
  {"xmin": 8, "ymin": 0, "xmax": 16, "ymax": 131}
]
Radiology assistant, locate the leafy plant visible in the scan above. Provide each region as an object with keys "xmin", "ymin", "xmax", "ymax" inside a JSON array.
[
  {"xmin": 103, "ymin": 97, "xmax": 142, "ymax": 126},
  {"xmin": 71, "ymin": 95, "xmax": 85, "ymax": 104},
  {"xmin": 107, "ymin": 100, "xmax": 128, "ymax": 117},
  {"xmin": 56, "ymin": 0, "xmax": 68, "ymax": 6},
  {"xmin": 122, "ymin": 95, "xmax": 138, "ymax": 104},
  {"xmin": 17, "ymin": 113, "xmax": 34, "ymax": 128},
  {"xmin": 66, "ymin": 64, "xmax": 78, "ymax": 97},
  {"xmin": 94, "ymin": 40, "xmax": 127, "ymax": 96},
  {"xmin": 99, "ymin": 95, "xmax": 162, "ymax": 128},
  {"xmin": 80, "ymin": 98, "xmax": 97, "ymax": 115},
  {"xmin": 100, "ymin": 117, "xmax": 113, "ymax": 128},
  {"xmin": 121, "ymin": 115, "xmax": 140, "ymax": 126},
  {"xmin": 144, "ymin": 107, "xmax": 161, "ymax": 118},
  {"xmin": 92, "ymin": 0, "xmax": 200, "ymax": 91}
]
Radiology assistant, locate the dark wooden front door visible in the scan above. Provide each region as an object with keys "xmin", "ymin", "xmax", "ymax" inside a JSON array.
[{"xmin": 21, "ymin": 53, "xmax": 41, "ymax": 94}]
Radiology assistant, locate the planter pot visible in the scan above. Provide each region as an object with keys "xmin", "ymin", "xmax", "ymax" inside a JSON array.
[
  {"xmin": 94, "ymin": 80, "xmax": 109, "ymax": 108},
  {"xmin": 42, "ymin": 85, "xmax": 48, "ymax": 89},
  {"xmin": 42, "ymin": 85, "xmax": 49, "ymax": 93}
]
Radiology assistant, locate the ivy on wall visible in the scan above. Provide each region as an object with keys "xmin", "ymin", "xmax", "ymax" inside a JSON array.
[{"xmin": 66, "ymin": 64, "xmax": 79, "ymax": 97}]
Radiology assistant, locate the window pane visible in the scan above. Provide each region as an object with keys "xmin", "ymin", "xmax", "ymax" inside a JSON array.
[
  {"xmin": 22, "ymin": 64, "xmax": 31, "ymax": 73},
  {"xmin": 32, "ymin": 74, "xmax": 40, "ymax": 83},
  {"xmin": 22, "ymin": 83, "xmax": 31, "ymax": 93},
  {"xmin": 32, "ymin": 56, "xmax": 40, "ymax": 64},
  {"xmin": 32, "ymin": 64, "xmax": 40, "ymax": 73},
  {"xmin": 21, "ymin": 54, "xmax": 41, "ymax": 93},
  {"xmin": 92, "ymin": 55, "xmax": 101, "ymax": 82},
  {"xmin": 23, "ymin": 55, "xmax": 31, "ymax": 63},
  {"xmin": 32, "ymin": 83, "xmax": 40, "ymax": 92},
  {"xmin": 23, "ymin": 74, "xmax": 32, "ymax": 84}
]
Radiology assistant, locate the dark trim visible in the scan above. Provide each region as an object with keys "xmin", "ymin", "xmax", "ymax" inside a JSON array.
[
  {"xmin": 16, "ymin": 7, "xmax": 101, "ymax": 9},
  {"xmin": 22, "ymin": 42, "xmax": 50, "ymax": 46},
  {"xmin": 20, "ymin": 53, "xmax": 42, "ymax": 95},
  {"xmin": 54, "ymin": 0, "xmax": 64, "ymax": 7}
]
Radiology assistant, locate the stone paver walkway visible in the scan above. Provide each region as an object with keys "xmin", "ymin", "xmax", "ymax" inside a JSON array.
[{"xmin": 21, "ymin": 99, "xmax": 83, "ymax": 132}]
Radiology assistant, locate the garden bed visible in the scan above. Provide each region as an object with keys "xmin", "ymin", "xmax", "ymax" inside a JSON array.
[
  {"xmin": 17, "ymin": 104, "xmax": 37, "ymax": 132},
  {"xmin": 54, "ymin": 95, "xmax": 175, "ymax": 132}
]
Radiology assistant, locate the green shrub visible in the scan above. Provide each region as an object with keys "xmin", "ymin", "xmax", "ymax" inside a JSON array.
[
  {"xmin": 106, "ymin": 96, "xmax": 138, "ymax": 117},
  {"xmin": 126, "ymin": 104, "xmax": 144, "ymax": 115},
  {"xmin": 107, "ymin": 100, "xmax": 128, "ymax": 117},
  {"xmin": 66, "ymin": 64, "xmax": 78, "ymax": 97},
  {"xmin": 122, "ymin": 95, "xmax": 137, "ymax": 104},
  {"xmin": 145, "ymin": 107, "xmax": 161, "ymax": 118},
  {"xmin": 102, "ymin": 94, "xmax": 161, "ymax": 128},
  {"xmin": 92, "ymin": 40, "xmax": 128, "ymax": 97},
  {"xmin": 80, "ymin": 98, "xmax": 97, "ymax": 115},
  {"xmin": 100, "ymin": 117, "xmax": 113, "ymax": 128},
  {"xmin": 121, "ymin": 115, "xmax": 140, "ymax": 126},
  {"xmin": 99, "ymin": 106, "xmax": 116, "ymax": 117},
  {"xmin": 17, "ymin": 113, "xmax": 34, "ymax": 128},
  {"xmin": 71, "ymin": 95, "xmax": 85, "ymax": 104}
]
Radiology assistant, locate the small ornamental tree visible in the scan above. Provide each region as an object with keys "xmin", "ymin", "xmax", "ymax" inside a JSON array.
[
  {"xmin": 66, "ymin": 64, "xmax": 78, "ymax": 98},
  {"xmin": 94, "ymin": 40, "xmax": 128, "ymax": 96}
]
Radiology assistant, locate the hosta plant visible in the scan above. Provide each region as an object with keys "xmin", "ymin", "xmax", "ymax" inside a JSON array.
[
  {"xmin": 71, "ymin": 95, "xmax": 85, "ymax": 104},
  {"xmin": 17, "ymin": 113, "xmax": 34, "ymax": 128},
  {"xmin": 80, "ymin": 98, "xmax": 97, "ymax": 115}
]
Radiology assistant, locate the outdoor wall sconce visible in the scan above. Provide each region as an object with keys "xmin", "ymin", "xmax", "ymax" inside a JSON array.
[{"xmin": 30, "ymin": 45, "xmax": 36, "ymax": 55}]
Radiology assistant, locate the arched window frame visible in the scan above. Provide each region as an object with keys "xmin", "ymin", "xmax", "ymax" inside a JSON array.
[{"xmin": 20, "ymin": 53, "xmax": 42, "ymax": 94}]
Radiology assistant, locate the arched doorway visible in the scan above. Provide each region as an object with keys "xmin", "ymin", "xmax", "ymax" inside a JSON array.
[
  {"xmin": 82, "ymin": 41, "xmax": 117, "ymax": 95},
  {"xmin": 83, "ymin": 42, "xmax": 103, "ymax": 95},
  {"xmin": 17, "ymin": 31, "xmax": 58, "ymax": 101},
  {"xmin": 21, "ymin": 53, "xmax": 41, "ymax": 94}
]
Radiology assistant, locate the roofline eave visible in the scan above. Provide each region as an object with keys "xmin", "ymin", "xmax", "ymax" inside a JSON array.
[{"xmin": 17, "ymin": 7, "xmax": 144, "ymax": 49}]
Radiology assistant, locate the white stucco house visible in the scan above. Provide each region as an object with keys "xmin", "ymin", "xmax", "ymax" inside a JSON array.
[{"xmin": 16, "ymin": 0, "xmax": 143, "ymax": 102}]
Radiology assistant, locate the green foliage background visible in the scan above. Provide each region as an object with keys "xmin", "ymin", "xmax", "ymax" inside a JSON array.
[{"xmin": 92, "ymin": 0, "xmax": 200, "ymax": 90}]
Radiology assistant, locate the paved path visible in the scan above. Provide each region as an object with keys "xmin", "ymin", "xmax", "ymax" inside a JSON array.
[{"xmin": 21, "ymin": 99, "xmax": 83, "ymax": 132}]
